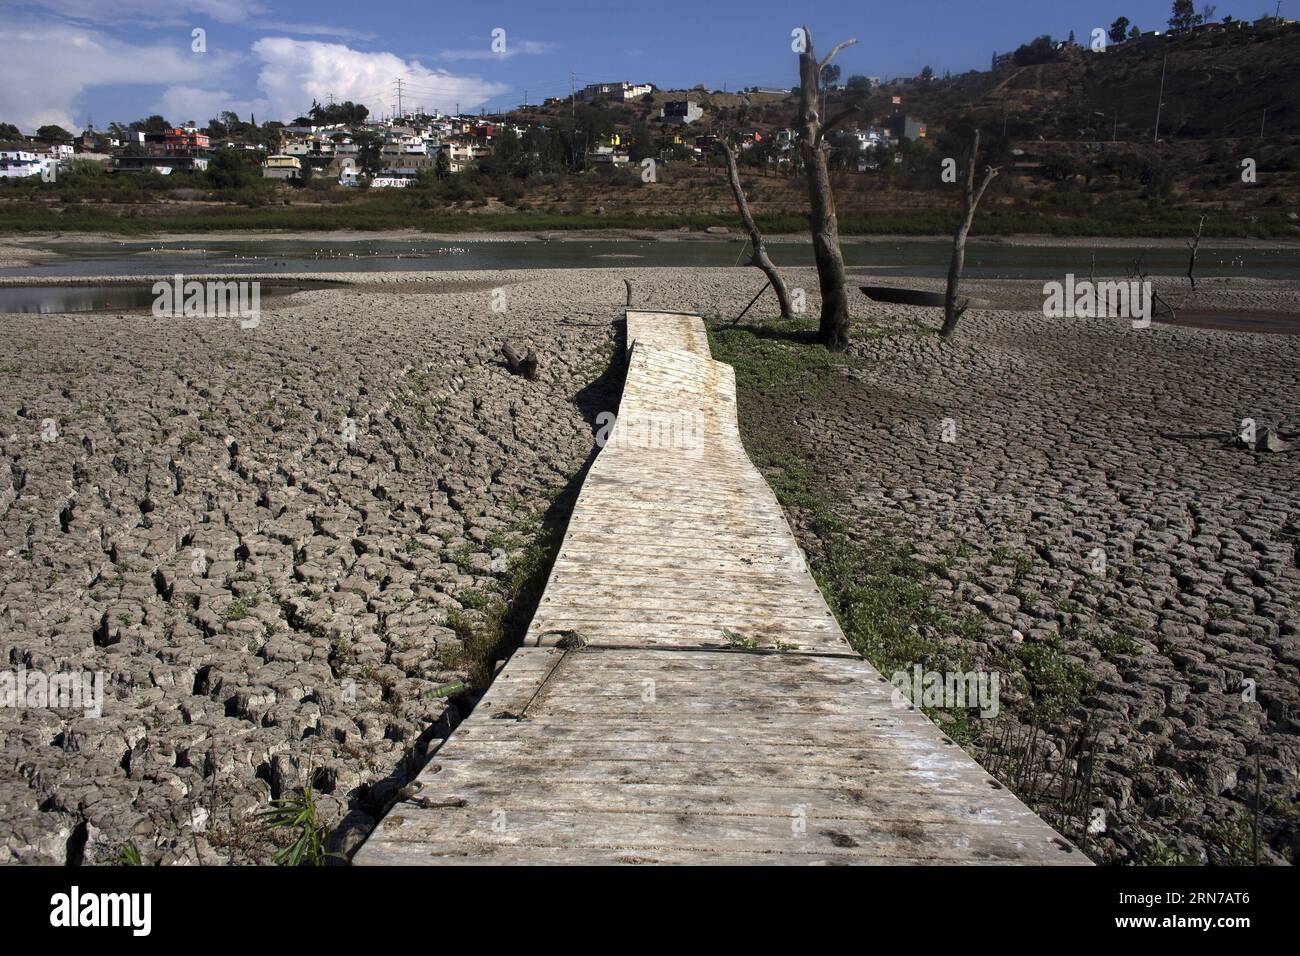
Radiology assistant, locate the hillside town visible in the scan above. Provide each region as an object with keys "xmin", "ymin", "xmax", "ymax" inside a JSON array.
[{"xmin": 0, "ymin": 87, "xmax": 914, "ymax": 189}]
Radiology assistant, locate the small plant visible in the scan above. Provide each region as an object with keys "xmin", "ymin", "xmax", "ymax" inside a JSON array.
[
  {"xmin": 1094, "ymin": 630, "xmax": 1140, "ymax": 656},
  {"xmin": 457, "ymin": 588, "xmax": 496, "ymax": 611},
  {"xmin": 1013, "ymin": 643, "xmax": 1093, "ymax": 718},
  {"xmin": 221, "ymin": 599, "xmax": 250, "ymax": 622},
  {"xmin": 1008, "ymin": 584, "xmax": 1038, "ymax": 611},
  {"xmin": 329, "ymin": 634, "xmax": 355, "ymax": 666},
  {"xmin": 1141, "ymin": 838, "xmax": 1201, "ymax": 866},
  {"xmin": 449, "ymin": 545, "xmax": 476, "ymax": 574},
  {"xmin": 723, "ymin": 628, "xmax": 759, "ymax": 649},
  {"xmin": 258, "ymin": 782, "xmax": 337, "ymax": 866},
  {"xmin": 1202, "ymin": 808, "xmax": 1260, "ymax": 866},
  {"xmin": 113, "ymin": 842, "xmax": 142, "ymax": 866}
]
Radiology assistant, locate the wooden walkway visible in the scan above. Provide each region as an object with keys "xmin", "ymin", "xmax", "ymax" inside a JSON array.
[{"xmin": 355, "ymin": 311, "xmax": 1089, "ymax": 865}]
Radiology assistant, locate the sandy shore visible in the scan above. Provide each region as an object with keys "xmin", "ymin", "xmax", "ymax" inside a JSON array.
[{"xmin": 1, "ymin": 266, "xmax": 1297, "ymax": 864}]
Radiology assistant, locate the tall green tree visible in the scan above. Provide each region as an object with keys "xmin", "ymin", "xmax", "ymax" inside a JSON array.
[
  {"xmin": 628, "ymin": 121, "xmax": 654, "ymax": 162},
  {"xmin": 206, "ymin": 148, "xmax": 253, "ymax": 189},
  {"xmin": 132, "ymin": 115, "xmax": 171, "ymax": 134},
  {"xmin": 1169, "ymin": 0, "xmax": 1200, "ymax": 31},
  {"xmin": 1109, "ymin": 16, "xmax": 1130, "ymax": 42}
]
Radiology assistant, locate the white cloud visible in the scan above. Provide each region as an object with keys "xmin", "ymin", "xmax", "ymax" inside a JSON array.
[
  {"xmin": 251, "ymin": 38, "xmax": 508, "ymax": 119},
  {"xmin": 436, "ymin": 38, "xmax": 558, "ymax": 61},
  {"xmin": 0, "ymin": 20, "xmax": 239, "ymax": 131},
  {"xmin": 0, "ymin": 21, "xmax": 507, "ymax": 134}
]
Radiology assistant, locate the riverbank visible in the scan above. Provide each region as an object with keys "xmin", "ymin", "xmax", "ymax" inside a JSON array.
[{"xmin": 0, "ymin": 266, "xmax": 1296, "ymax": 864}]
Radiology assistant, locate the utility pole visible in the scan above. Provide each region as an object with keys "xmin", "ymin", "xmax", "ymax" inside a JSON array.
[
  {"xmin": 395, "ymin": 78, "xmax": 404, "ymax": 120},
  {"xmin": 1153, "ymin": 54, "xmax": 1167, "ymax": 143},
  {"xmin": 1260, "ymin": 108, "xmax": 1267, "ymax": 139}
]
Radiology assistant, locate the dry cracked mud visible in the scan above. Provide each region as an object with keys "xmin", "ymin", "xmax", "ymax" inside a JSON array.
[
  {"xmin": 0, "ymin": 269, "xmax": 625, "ymax": 864},
  {"xmin": 1, "ymin": 265, "xmax": 1296, "ymax": 866}
]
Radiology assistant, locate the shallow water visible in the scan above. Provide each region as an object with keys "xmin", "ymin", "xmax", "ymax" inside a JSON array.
[
  {"xmin": 0, "ymin": 279, "xmax": 342, "ymax": 314},
  {"xmin": 6, "ymin": 238, "xmax": 1300, "ymax": 281}
]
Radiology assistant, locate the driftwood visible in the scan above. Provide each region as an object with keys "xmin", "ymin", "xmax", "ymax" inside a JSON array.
[
  {"xmin": 797, "ymin": 25, "xmax": 858, "ymax": 351},
  {"xmin": 940, "ymin": 130, "xmax": 999, "ymax": 338},
  {"xmin": 502, "ymin": 342, "xmax": 539, "ymax": 380},
  {"xmin": 715, "ymin": 140, "xmax": 793, "ymax": 320}
]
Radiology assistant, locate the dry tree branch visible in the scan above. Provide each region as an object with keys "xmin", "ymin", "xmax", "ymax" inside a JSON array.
[{"xmin": 715, "ymin": 138, "xmax": 794, "ymax": 320}]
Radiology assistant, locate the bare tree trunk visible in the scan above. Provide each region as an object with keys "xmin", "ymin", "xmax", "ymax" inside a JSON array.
[
  {"xmin": 940, "ymin": 130, "xmax": 999, "ymax": 339},
  {"xmin": 797, "ymin": 26, "xmax": 857, "ymax": 351},
  {"xmin": 716, "ymin": 140, "xmax": 793, "ymax": 320},
  {"xmin": 1186, "ymin": 214, "xmax": 1205, "ymax": 291}
]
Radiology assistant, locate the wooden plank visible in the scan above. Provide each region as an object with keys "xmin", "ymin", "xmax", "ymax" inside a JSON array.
[{"xmin": 354, "ymin": 311, "xmax": 1088, "ymax": 867}]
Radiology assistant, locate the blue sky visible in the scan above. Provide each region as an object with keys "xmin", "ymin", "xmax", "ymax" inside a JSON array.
[{"xmin": 1, "ymin": 0, "xmax": 1281, "ymax": 131}]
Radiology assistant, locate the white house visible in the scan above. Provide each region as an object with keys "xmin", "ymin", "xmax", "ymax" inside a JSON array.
[
  {"xmin": 0, "ymin": 150, "xmax": 45, "ymax": 178},
  {"xmin": 579, "ymin": 81, "xmax": 653, "ymax": 102}
]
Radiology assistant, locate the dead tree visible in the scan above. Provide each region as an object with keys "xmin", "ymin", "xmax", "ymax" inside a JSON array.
[
  {"xmin": 1128, "ymin": 257, "xmax": 1184, "ymax": 322},
  {"xmin": 797, "ymin": 26, "xmax": 858, "ymax": 351},
  {"xmin": 940, "ymin": 130, "xmax": 999, "ymax": 339},
  {"xmin": 1186, "ymin": 214, "xmax": 1205, "ymax": 291},
  {"xmin": 502, "ymin": 342, "xmax": 539, "ymax": 380},
  {"xmin": 716, "ymin": 139, "xmax": 794, "ymax": 321}
]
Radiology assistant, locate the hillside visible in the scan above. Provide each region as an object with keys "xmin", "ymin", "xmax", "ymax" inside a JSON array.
[{"xmin": 895, "ymin": 25, "xmax": 1300, "ymax": 141}]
